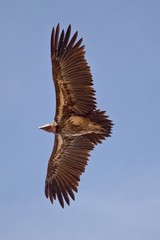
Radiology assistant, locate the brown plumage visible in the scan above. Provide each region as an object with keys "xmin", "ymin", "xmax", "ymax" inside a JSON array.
[{"xmin": 39, "ymin": 23, "xmax": 113, "ymax": 208}]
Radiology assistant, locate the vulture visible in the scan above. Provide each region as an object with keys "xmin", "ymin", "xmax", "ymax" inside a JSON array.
[{"xmin": 39, "ymin": 23, "xmax": 113, "ymax": 208}]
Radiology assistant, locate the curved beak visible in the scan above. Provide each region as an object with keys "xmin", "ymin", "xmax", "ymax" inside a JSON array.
[{"xmin": 39, "ymin": 124, "xmax": 56, "ymax": 133}]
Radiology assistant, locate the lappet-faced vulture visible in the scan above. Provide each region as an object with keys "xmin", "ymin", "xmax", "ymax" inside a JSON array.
[{"xmin": 39, "ymin": 24, "xmax": 113, "ymax": 208}]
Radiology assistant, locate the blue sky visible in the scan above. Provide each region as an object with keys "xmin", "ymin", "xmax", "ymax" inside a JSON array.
[{"xmin": 0, "ymin": 0, "xmax": 160, "ymax": 239}]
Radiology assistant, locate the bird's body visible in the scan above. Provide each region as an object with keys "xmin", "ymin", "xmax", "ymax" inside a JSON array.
[
  {"xmin": 40, "ymin": 114, "xmax": 108, "ymax": 136},
  {"xmin": 39, "ymin": 24, "xmax": 113, "ymax": 208}
]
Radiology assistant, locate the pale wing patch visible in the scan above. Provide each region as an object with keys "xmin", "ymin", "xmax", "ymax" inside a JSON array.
[
  {"xmin": 56, "ymin": 134, "xmax": 63, "ymax": 153},
  {"xmin": 56, "ymin": 87, "xmax": 65, "ymax": 122}
]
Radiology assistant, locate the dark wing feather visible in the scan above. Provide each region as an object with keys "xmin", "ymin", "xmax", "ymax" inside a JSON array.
[
  {"xmin": 51, "ymin": 24, "xmax": 97, "ymax": 122},
  {"xmin": 45, "ymin": 134, "xmax": 94, "ymax": 208}
]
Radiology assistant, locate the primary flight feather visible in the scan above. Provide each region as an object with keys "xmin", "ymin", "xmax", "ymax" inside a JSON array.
[{"xmin": 39, "ymin": 23, "xmax": 113, "ymax": 208}]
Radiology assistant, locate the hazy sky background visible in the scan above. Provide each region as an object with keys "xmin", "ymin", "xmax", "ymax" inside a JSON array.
[{"xmin": 0, "ymin": 0, "xmax": 160, "ymax": 239}]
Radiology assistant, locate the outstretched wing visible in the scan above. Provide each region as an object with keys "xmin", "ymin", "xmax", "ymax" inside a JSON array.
[
  {"xmin": 45, "ymin": 134, "xmax": 94, "ymax": 208},
  {"xmin": 51, "ymin": 23, "xmax": 97, "ymax": 123}
]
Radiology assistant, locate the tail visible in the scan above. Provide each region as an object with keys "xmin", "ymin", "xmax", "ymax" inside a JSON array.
[{"xmin": 86, "ymin": 109, "xmax": 113, "ymax": 144}]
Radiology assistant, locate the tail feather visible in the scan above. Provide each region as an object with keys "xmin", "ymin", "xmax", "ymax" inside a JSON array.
[{"xmin": 86, "ymin": 109, "xmax": 113, "ymax": 144}]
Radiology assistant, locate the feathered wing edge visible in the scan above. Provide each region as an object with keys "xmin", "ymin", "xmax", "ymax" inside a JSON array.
[
  {"xmin": 50, "ymin": 23, "xmax": 97, "ymax": 122},
  {"xmin": 45, "ymin": 135, "xmax": 94, "ymax": 208}
]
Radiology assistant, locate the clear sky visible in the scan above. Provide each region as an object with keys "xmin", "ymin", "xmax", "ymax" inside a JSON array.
[{"xmin": 0, "ymin": 0, "xmax": 160, "ymax": 239}]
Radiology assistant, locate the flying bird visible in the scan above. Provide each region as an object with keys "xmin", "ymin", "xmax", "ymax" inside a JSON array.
[{"xmin": 39, "ymin": 23, "xmax": 113, "ymax": 208}]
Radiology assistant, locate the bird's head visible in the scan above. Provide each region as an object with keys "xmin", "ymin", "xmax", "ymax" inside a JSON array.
[{"xmin": 39, "ymin": 122, "xmax": 57, "ymax": 133}]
